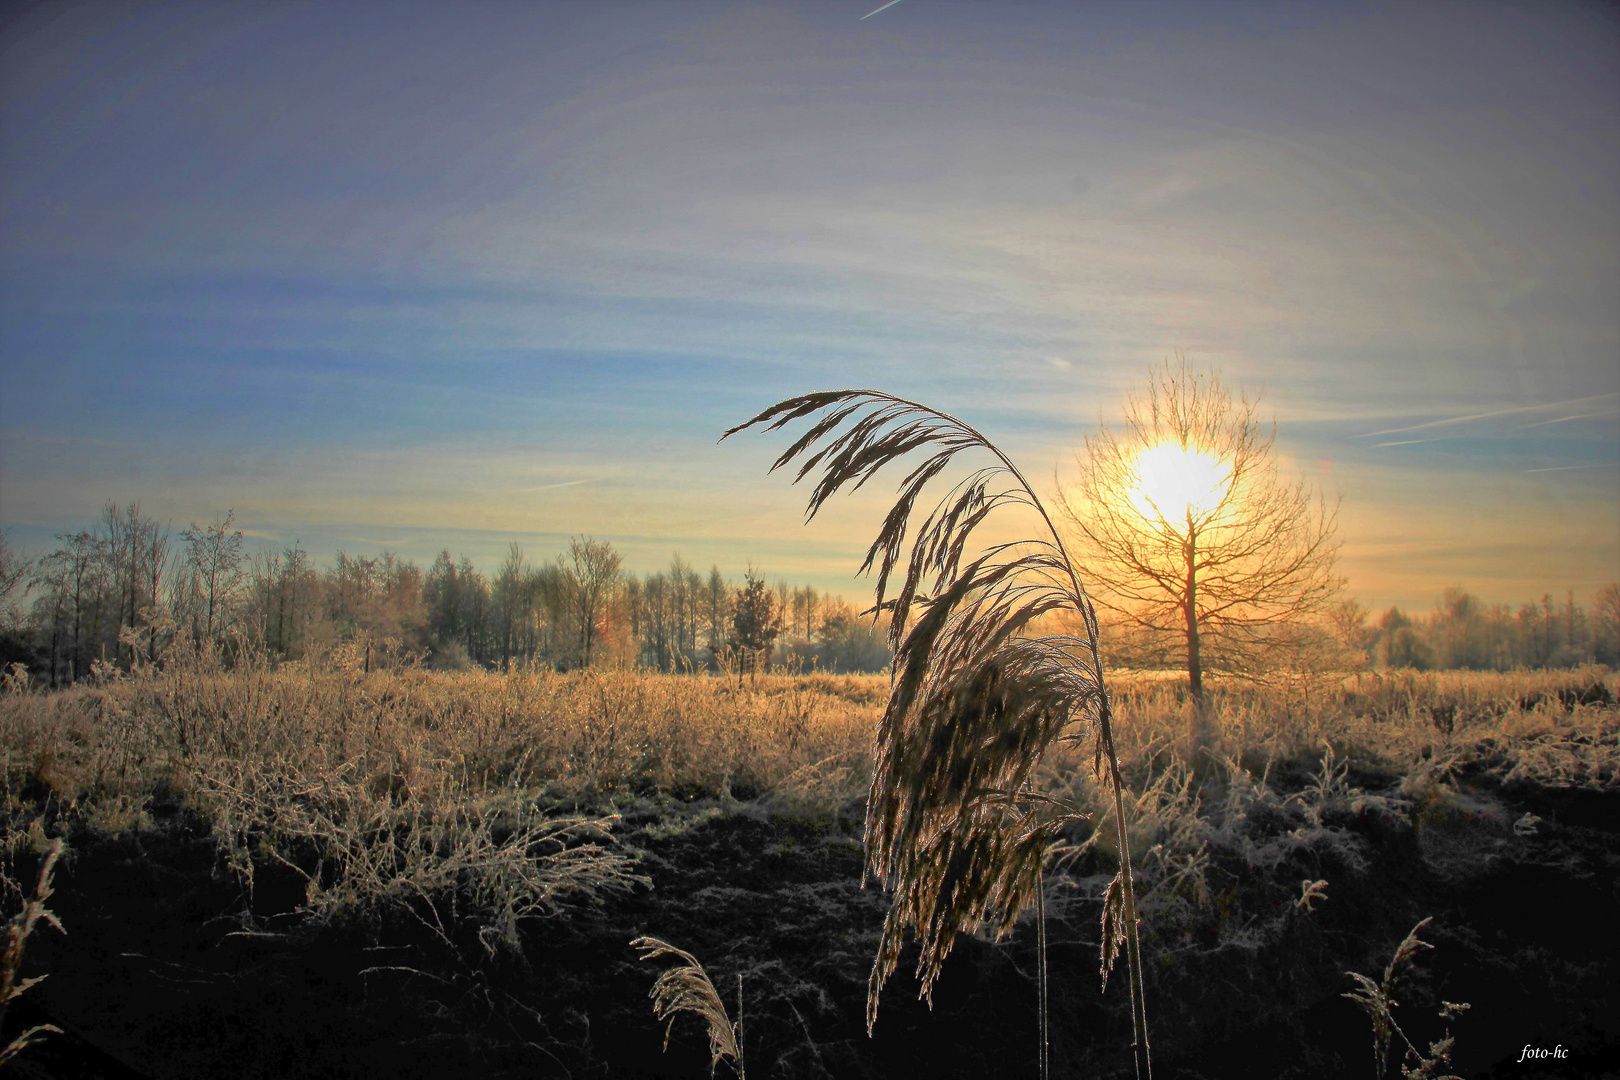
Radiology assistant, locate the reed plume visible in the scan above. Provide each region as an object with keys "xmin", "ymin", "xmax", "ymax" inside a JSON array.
[
  {"xmin": 723, "ymin": 389, "xmax": 1152, "ymax": 1077},
  {"xmin": 0, "ymin": 838, "xmax": 65, "ymax": 1067},
  {"xmin": 1344, "ymin": 916, "xmax": 1469, "ymax": 1080},
  {"xmin": 632, "ymin": 935, "xmax": 745, "ymax": 1078}
]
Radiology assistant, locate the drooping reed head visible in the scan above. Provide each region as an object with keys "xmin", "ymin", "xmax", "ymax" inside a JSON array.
[
  {"xmin": 724, "ymin": 390, "xmax": 1112, "ymax": 1030},
  {"xmin": 633, "ymin": 935, "xmax": 743, "ymax": 1078}
]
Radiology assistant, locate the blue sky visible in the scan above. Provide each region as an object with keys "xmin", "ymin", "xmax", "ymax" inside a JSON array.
[{"xmin": 2, "ymin": 0, "xmax": 1616, "ymax": 611}]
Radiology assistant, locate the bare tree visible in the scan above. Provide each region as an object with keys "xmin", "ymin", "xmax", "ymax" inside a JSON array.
[
  {"xmin": 1593, "ymin": 583, "xmax": 1620, "ymax": 666},
  {"xmin": 562, "ymin": 537, "xmax": 621, "ymax": 668},
  {"xmin": 100, "ymin": 502, "xmax": 132, "ymax": 664},
  {"xmin": 250, "ymin": 541, "xmax": 317, "ymax": 660},
  {"xmin": 1328, "ymin": 597, "xmax": 1378, "ymax": 671},
  {"xmin": 494, "ymin": 542, "xmax": 529, "ymax": 671},
  {"xmin": 674, "ymin": 555, "xmax": 703, "ymax": 661},
  {"xmin": 97, "ymin": 502, "xmax": 170, "ymax": 667},
  {"xmin": 633, "ymin": 554, "xmax": 705, "ymax": 671},
  {"xmin": 774, "ymin": 579, "xmax": 792, "ymax": 642},
  {"xmin": 138, "ymin": 513, "xmax": 172, "ymax": 664},
  {"xmin": 1058, "ymin": 359, "xmax": 1341, "ymax": 705},
  {"xmin": 460, "ymin": 555, "xmax": 492, "ymax": 662},
  {"xmin": 31, "ymin": 530, "xmax": 106, "ymax": 685},
  {"xmin": 0, "ymin": 530, "xmax": 30, "ymax": 630},
  {"xmin": 180, "ymin": 510, "xmax": 246, "ymax": 643},
  {"xmin": 705, "ymin": 566, "xmax": 729, "ymax": 663},
  {"xmin": 792, "ymin": 584, "xmax": 819, "ymax": 645}
]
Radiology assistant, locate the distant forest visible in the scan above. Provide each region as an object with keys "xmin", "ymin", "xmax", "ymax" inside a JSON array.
[
  {"xmin": 0, "ymin": 502, "xmax": 1616, "ymax": 687},
  {"xmin": 0, "ymin": 503, "xmax": 892, "ymax": 688},
  {"xmin": 1336, "ymin": 584, "xmax": 1619, "ymax": 673}
]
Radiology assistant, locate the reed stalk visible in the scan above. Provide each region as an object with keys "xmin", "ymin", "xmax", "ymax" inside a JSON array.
[{"xmin": 725, "ymin": 389, "xmax": 1152, "ymax": 1077}]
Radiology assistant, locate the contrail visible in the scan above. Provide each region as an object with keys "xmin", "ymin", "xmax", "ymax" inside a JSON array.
[
  {"xmin": 1513, "ymin": 410, "xmax": 1617, "ymax": 430},
  {"xmin": 861, "ymin": 0, "xmax": 904, "ymax": 18},
  {"xmin": 520, "ymin": 479, "xmax": 597, "ymax": 492},
  {"xmin": 1356, "ymin": 392, "xmax": 1618, "ymax": 439}
]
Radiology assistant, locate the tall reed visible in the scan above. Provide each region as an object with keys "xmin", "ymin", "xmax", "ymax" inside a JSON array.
[{"xmin": 725, "ymin": 390, "xmax": 1152, "ymax": 1078}]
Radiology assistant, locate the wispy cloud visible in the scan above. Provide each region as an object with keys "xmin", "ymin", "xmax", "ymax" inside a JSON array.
[
  {"xmin": 517, "ymin": 479, "xmax": 599, "ymax": 493},
  {"xmin": 2, "ymin": 2, "xmax": 1615, "ymax": 612},
  {"xmin": 1356, "ymin": 394, "xmax": 1618, "ymax": 439},
  {"xmin": 1521, "ymin": 463, "xmax": 1616, "ymax": 473},
  {"xmin": 1512, "ymin": 409, "xmax": 1619, "ymax": 430}
]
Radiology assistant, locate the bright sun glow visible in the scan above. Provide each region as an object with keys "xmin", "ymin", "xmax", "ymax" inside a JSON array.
[{"xmin": 1128, "ymin": 442, "xmax": 1233, "ymax": 524}]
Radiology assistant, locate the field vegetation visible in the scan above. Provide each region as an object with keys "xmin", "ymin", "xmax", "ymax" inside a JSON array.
[{"xmin": 0, "ymin": 642, "xmax": 1614, "ymax": 1077}]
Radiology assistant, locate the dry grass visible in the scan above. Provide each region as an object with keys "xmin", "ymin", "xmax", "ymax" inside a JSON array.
[
  {"xmin": 1100, "ymin": 666, "xmax": 1619, "ymax": 788},
  {"xmin": 3, "ymin": 656, "xmax": 1609, "ymax": 829},
  {"xmin": 0, "ymin": 651, "xmax": 879, "ymax": 810},
  {"xmin": 1014, "ymin": 664, "xmax": 1616, "ymax": 1038},
  {"xmin": 0, "ymin": 642, "xmax": 871, "ymax": 950},
  {"xmin": 633, "ymin": 935, "xmax": 746, "ymax": 1078},
  {"xmin": 1343, "ymin": 917, "xmax": 1470, "ymax": 1080},
  {"xmin": 0, "ymin": 644, "xmax": 1611, "ymax": 1046},
  {"xmin": 0, "ymin": 836, "xmax": 64, "ymax": 1068}
]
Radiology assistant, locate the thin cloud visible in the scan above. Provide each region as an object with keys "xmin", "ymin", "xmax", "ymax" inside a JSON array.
[
  {"xmin": 517, "ymin": 479, "xmax": 599, "ymax": 493},
  {"xmin": 860, "ymin": 0, "xmax": 905, "ymax": 18},
  {"xmin": 1356, "ymin": 393, "xmax": 1618, "ymax": 439},
  {"xmin": 1521, "ymin": 463, "xmax": 1616, "ymax": 473},
  {"xmin": 1512, "ymin": 410, "xmax": 1619, "ymax": 430}
]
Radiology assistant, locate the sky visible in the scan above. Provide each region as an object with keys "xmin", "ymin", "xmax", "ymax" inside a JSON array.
[{"xmin": 1, "ymin": 0, "xmax": 1616, "ymax": 614}]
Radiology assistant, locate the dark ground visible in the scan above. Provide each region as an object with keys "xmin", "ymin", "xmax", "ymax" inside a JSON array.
[{"xmin": 3, "ymin": 763, "xmax": 1617, "ymax": 1080}]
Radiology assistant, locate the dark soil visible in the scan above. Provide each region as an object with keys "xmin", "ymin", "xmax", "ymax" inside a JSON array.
[{"xmin": 4, "ymin": 771, "xmax": 1618, "ymax": 1080}]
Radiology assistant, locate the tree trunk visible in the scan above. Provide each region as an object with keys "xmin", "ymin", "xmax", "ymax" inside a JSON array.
[
  {"xmin": 48, "ymin": 592, "xmax": 63, "ymax": 690},
  {"xmin": 1184, "ymin": 525, "xmax": 1203, "ymax": 706},
  {"xmin": 71, "ymin": 571, "xmax": 85, "ymax": 684},
  {"xmin": 1184, "ymin": 524, "xmax": 1219, "ymax": 774},
  {"xmin": 148, "ymin": 561, "xmax": 163, "ymax": 665}
]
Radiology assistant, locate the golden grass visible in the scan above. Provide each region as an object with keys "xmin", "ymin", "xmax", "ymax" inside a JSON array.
[
  {"xmin": 0, "ymin": 643, "xmax": 883, "ymax": 950},
  {"xmin": 1101, "ymin": 666, "xmax": 1619, "ymax": 787},
  {"xmin": 5, "ymin": 658, "xmax": 1611, "ymax": 825},
  {"xmin": 0, "ymin": 836, "xmax": 64, "ymax": 1068},
  {"xmin": 4, "ymin": 657, "xmax": 1612, "ymax": 833},
  {"xmin": 0, "ymin": 648, "xmax": 881, "ymax": 811},
  {"xmin": 0, "ymin": 648, "xmax": 1612, "ymax": 961},
  {"xmin": 633, "ymin": 935, "xmax": 745, "ymax": 1079}
]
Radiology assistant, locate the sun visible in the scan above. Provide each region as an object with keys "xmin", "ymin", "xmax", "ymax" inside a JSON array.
[{"xmin": 1127, "ymin": 442, "xmax": 1233, "ymax": 525}]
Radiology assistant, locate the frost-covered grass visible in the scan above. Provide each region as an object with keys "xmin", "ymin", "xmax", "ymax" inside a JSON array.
[
  {"xmin": 0, "ymin": 650, "xmax": 1611, "ymax": 956},
  {"xmin": 0, "ymin": 653, "xmax": 1614, "ymax": 1077}
]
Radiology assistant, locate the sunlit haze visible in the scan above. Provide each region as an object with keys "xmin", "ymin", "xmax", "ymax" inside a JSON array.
[
  {"xmin": 1127, "ymin": 444, "xmax": 1233, "ymax": 528},
  {"xmin": 2, "ymin": 0, "xmax": 1616, "ymax": 612}
]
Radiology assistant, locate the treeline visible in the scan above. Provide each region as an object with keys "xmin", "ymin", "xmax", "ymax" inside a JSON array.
[
  {"xmin": 1338, "ymin": 585, "xmax": 1620, "ymax": 671},
  {"xmin": 0, "ymin": 504, "xmax": 892, "ymax": 687},
  {"xmin": 3, "ymin": 506, "xmax": 1614, "ymax": 686}
]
